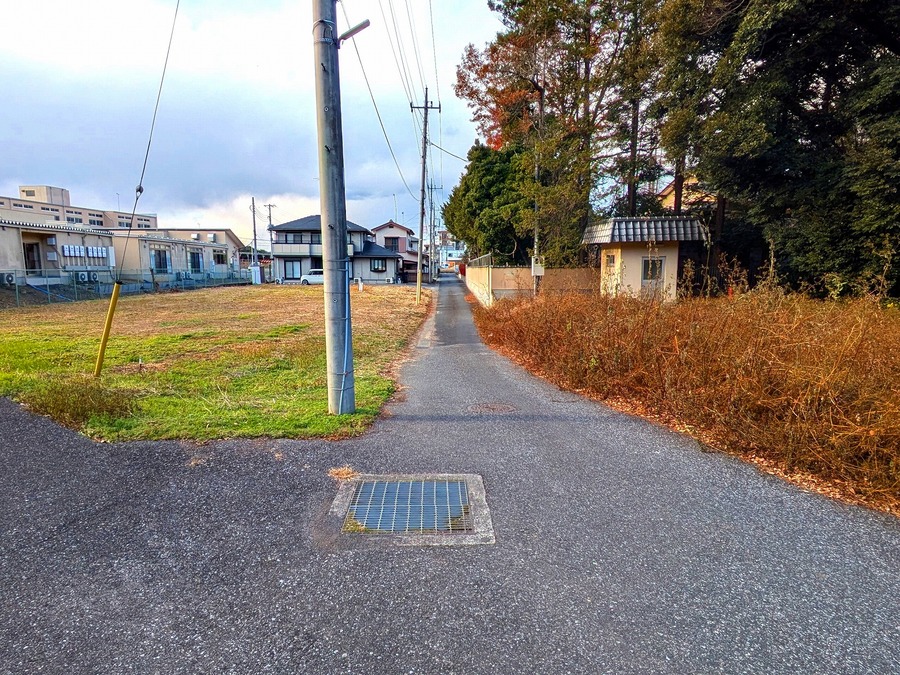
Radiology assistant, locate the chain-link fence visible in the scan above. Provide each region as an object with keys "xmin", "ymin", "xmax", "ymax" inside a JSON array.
[{"xmin": 0, "ymin": 268, "xmax": 252, "ymax": 309}]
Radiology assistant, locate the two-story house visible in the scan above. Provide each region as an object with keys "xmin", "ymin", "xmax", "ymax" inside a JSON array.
[
  {"xmin": 270, "ymin": 215, "xmax": 401, "ymax": 283},
  {"xmin": 371, "ymin": 220, "xmax": 430, "ymax": 283}
]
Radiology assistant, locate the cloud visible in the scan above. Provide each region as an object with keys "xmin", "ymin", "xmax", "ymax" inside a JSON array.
[{"xmin": 0, "ymin": 0, "xmax": 502, "ymax": 243}]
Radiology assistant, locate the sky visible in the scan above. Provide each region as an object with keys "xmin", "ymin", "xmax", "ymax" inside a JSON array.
[{"xmin": 0, "ymin": 0, "xmax": 503, "ymax": 245}]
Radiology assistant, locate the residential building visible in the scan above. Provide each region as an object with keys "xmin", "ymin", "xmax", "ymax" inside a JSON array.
[
  {"xmin": 371, "ymin": 220, "xmax": 429, "ymax": 282},
  {"xmin": 582, "ymin": 216, "xmax": 708, "ymax": 301},
  {"xmin": 658, "ymin": 176, "xmax": 717, "ymax": 213},
  {"xmin": 270, "ymin": 215, "xmax": 401, "ymax": 284}
]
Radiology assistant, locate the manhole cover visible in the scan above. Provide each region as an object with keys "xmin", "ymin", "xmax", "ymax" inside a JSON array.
[
  {"xmin": 329, "ymin": 474, "xmax": 495, "ymax": 546},
  {"xmin": 343, "ymin": 479, "xmax": 472, "ymax": 534},
  {"xmin": 468, "ymin": 403, "xmax": 517, "ymax": 414}
]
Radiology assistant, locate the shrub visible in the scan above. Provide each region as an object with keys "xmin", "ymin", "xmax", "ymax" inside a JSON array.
[{"xmin": 475, "ymin": 289, "xmax": 900, "ymax": 508}]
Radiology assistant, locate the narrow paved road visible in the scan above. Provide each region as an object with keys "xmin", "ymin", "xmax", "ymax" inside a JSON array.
[{"xmin": 2, "ymin": 277, "xmax": 898, "ymax": 674}]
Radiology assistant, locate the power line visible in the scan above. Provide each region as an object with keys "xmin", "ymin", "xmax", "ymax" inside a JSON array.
[
  {"xmin": 376, "ymin": 0, "xmax": 414, "ymax": 105},
  {"xmin": 341, "ymin": 2, "xmax": 418, "ymax": 201},
  {"xmin": 402, "ymin": 0, "xmax": 428, "ymax": 94},
  {"xmin": 116, "ymin": 0, "xmax": 181, "ymax": 279},
  {"xmin": 429, "ymin": 141, "xmax": 468, "ymax": 163}
]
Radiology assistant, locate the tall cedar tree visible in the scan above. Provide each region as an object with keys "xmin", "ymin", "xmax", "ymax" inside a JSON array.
[{"xmin": 657, "ymin": 0, "xmax": 900, "ymax": 294}]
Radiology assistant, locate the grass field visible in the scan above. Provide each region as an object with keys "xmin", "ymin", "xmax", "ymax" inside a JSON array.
[{"xmin": 0, "ymin": 284, "xmax": 431, "ymax": 441}]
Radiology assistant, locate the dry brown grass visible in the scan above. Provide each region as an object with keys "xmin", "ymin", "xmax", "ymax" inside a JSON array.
[
  {"xmin": 475, "ymin": 289, "xmax": 900, "ymax": 514},
  {"xmin": 327, "ymin": 465, "xmax": 360, "ymax": 481}
]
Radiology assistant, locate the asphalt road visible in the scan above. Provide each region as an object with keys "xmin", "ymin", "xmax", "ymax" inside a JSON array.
[{"xmin": 2, "ymin": 277, "xmax": 899, "ymax": 674}]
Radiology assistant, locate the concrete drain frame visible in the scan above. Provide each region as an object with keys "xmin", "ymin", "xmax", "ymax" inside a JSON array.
[{"xmin": 330, "ymin": 473, "xmax": 495, "ymax": 547}]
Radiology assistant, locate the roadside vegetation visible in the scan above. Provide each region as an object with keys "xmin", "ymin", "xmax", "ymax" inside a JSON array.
[
  {"xmin": 474, "ymin": 288, "xmax": 900, "ymax": 513},
  {"xmin": 0, "ymin": 285, "xmax": 430, "ymax": 441}
]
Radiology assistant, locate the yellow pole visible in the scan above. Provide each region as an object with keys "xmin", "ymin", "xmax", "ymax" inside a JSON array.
[{"xmin": 93, "ymin": 281, "xmax": 122, "ymax": 378}]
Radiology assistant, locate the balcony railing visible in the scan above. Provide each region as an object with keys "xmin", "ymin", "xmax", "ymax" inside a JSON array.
[{"xmin": 272, "ymin": 243, "xmax": 355, "ymax": 257}]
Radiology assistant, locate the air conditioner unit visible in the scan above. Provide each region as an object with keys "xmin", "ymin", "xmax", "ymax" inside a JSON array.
[
  {"xmin": 89, "ymin": 271, "xmax": 99, "ymax": 282},
  {"xmin": 76, "ymin": 272, "xmax": 88, "ymax": 283},
  {"xmin": 3, "ymin": 273, "xmax": 15, "ymax": 286}
]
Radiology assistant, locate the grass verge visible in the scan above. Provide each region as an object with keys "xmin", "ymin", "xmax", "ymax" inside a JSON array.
[
  {"xmin": 0, "ymin": 284, "xmax": 430, "ymax": 441},
  {"xmin": 474, "ymin": 289, "xmax": 900, "ymax": 514}
]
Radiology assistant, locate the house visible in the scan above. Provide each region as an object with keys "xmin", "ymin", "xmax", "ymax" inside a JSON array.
[
  {"xmin": 582, "ymin": 216, "xmax": 708, "ymax": 300},
  {"xmin": 0, "ymin": 217, "xmax": 116, "ymax": 287},
  {"xmin": 658, "ymin": 176, "xmax": 717, "ymax": 213},
  {"xmin": 270, "ymin": 215, "xmax": 402, "ymax": 284},
  {"xmin": 371, "ymin": 220, "xmax": 429, "ymax": 283}
]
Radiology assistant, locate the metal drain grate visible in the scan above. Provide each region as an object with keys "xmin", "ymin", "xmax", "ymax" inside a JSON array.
[{"xmin": 342, "ymin": 479, "xmax": 473, "ymax": 534}]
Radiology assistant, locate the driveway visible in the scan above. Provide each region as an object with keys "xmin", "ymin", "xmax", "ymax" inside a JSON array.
[{"xmin": 1, "ymin": 277, "xmax": 898, "ymax": 674}]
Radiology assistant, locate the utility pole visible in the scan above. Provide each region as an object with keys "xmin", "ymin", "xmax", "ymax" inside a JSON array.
[
  {"xmin": 265, "ymin": 203, "xmax": 276, "ymax": 279},
  {"xmin": 313, "ymin": 0, "xmax": 368, "ymax": 414},
  {"xmin": 428, "ymin": 183, "xmax": 442, "ymax": 276},
  {"xmin": 411, "ymin": 87, "xmax": 440, "ymax": 305},
  {"xmin": 251, "ymin": 197, "xmax": 259, "ymax": 265}
]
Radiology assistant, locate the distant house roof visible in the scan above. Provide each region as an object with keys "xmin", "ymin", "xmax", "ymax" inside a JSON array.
[
  {"xmin": 355, "ymin": 241, "xmax": 403, "ymax": 259},
  {"xmin": 582, "ymin": 217, "xmax": 707, "ymax": 245},
  {"xmin": 270, "ymin": 215, "xmax": 370, "ymax": 234},
  {"xmin": 372, "ymin": 220, "xmax": 415, "ymax": 235}
]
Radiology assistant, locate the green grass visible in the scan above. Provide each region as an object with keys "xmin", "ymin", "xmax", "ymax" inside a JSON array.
[{"xmin": 0, "ymin": 284, "xmax": 430, "ymax": 441}]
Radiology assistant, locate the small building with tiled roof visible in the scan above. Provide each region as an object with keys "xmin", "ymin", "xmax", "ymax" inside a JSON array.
[{"xmin": 582, "ymin": 216, "xmax": 708, "ymax": 300}]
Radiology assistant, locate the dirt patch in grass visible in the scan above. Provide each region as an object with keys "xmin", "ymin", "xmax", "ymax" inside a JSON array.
[
  {"xmin": 475, "ymin": 289, "xmax": 900, "ymax": 515},
  {"xmin": 0, "ymin": 284, "xmax": 431, "ymax": 441}
]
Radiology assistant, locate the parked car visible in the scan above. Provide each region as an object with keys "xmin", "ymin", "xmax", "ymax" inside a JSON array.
[{"xmin": 300, "ymin": 268, "xmax": 324, "ymax": 285}]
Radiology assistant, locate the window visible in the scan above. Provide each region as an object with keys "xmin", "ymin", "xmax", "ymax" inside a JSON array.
[
  {"xmin": 152, "ymin": 249, "xmax": 169, "ymax": 273},
  {"xmin": 384, "ymin": 237, "xmax": 400, "ymax": 252},
  {"xmin": 370, "ymin": 258, "xmax": 387, "ymax": 273},
  {"xmin": 605, "ymin": 254, "xmax": 615, "ymax": 268},
  {"xmin": 642, "ymin": 257, "xmax": 665, "ymax": 282},
  {"xmin": 188, "ymin": 250, "xmax": 203, "ymax": 273},
  {"xmin": 213, "ymin": 250, "xmax": 227, "ymax": 265},
  {"xmin": 89, "ymin": 219, "xmax": 103, "ymax": 227},
  {"xmin": 67, "ymin": 216, "xmax": 83, "ymax": 224},
  {"xmin": 284, "ymin": 260, "xmax": 302, "ymax": 279},
  {"xmin": 24, "ymin": 189, "xmax": 35, "ymax": 197}
]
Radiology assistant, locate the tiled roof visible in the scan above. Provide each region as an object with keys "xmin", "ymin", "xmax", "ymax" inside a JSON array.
[
  {"xmin": 582, "ymin": 217, "xmax": 707, "ymax": 245},
  {"xmin": 270, "ymin": 215, "xmax": 370, "ymax": 233},
  {"xmin": 356, "ymin": 241, "xmax": 403, "ymax": 258}
]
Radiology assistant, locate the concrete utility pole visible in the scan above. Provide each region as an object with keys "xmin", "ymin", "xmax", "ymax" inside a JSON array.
[
  {"xmin": 251, "ymin": 197, "xmax": 261, "ymax": 265},
  {"xmin": 411, "ymin": 87, "xmax": 440, "ymax": 305},
  {"xmin": 313, "ymin": 0, "xmax": 368, "ymax": 414},
  {"xmin": 428, "ymin": 183, "xmax": 442, "ymax": 277},
  {"xmin": 265, "ymin": 203, "xmax": 276, "ymax": 278}
]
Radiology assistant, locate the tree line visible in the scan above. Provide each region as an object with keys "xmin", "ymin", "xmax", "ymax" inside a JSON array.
[{"xmin": 443, "ymin": 0, "xmax": 899, "ymax": 295}]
